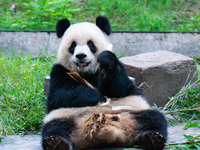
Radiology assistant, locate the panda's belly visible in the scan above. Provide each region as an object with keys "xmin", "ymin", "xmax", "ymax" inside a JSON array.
[
  {"xmin": 43, "ymin": 95, "xmax": 151, "ymax": 148},
  {"xmin": 44, "ymin": 95, "xmax": 149, "ymax": 123},
  {"xmin": 70, "ymin": 110, "xmax": 138, "ymax": 148}
]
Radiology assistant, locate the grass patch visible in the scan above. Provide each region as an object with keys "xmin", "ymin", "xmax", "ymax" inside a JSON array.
[
  {"xmin": 0, "ymin": 0, "xmax": 199, "ymax": 31},
  {"xmin": 0, "ymin": 52, "xmax": 56, "ymax": 135}
]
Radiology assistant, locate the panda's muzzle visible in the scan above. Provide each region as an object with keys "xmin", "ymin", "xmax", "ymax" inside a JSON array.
[
  {"xmin": 76, "ymin": 62, "xmax": 90, "ymax": 67},
  {"xmin": 76, "ymin": 53, "xmax": 86, "ymax": 60},
  {"xmin": 75, "ymin": 53, "xmax": 90, "ymax": 67}
]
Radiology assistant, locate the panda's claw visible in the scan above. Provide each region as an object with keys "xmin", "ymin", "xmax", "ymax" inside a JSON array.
[
  {"xmin": 134, "ymin": 131, "xmax": 166, "ymax": 150},
  {"xmin": 43, "ymin": 135, "xmax": 72, "ymax": 150}
]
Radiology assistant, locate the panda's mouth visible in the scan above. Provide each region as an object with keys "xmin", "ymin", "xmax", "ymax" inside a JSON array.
[{"xmin": 76, "ymin": 62, "xmax": 90, "ymax": 67}]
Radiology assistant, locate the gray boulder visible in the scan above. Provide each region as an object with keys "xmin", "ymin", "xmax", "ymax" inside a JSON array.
[{"xmin": 120, "ymin": 50, "xmax": 197, "ymax": 106}]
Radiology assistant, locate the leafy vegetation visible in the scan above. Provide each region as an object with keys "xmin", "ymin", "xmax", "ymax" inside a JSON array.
[
  {"xmin": 0, "ymin": 0, "xmax": 200, "ymax": 31},
  {"xmin": 162, "ymin": 60, "xmax": 200, "ymax": 149},
  {"xmin": 163, "ymin": 71, "xmax": 200, "ymax": 125},
  {"xmin": 0, "ymin": 0, "xmax": 76, "ymax": 30}
]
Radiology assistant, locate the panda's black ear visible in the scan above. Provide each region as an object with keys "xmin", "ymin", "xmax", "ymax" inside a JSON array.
[
  {"xmin": 56, "ymin": 19, "xmax": 70, "ymax": 38},
  {"xmin": 96, "ymin": 16, "xmax": 111, "ymax": 35}
]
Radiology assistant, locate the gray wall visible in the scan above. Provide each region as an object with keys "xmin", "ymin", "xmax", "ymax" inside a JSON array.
[{"xmin": 1, "ymin": 31, "xmax": 200, "ymax": 57}]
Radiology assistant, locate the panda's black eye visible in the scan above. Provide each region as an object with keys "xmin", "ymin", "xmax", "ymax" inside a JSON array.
[
  {"xmin": 87, "ymin": 40, "xmax": 97, "ymax": 53},
  {"xmin": 69, "ymin": 41, "xmax": 76, "ymax": 54}
]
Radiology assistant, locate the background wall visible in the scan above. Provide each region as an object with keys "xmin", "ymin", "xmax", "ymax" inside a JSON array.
[{"xmin": 1, "ymin": 31, "xmax": 200, "ymax": 57}]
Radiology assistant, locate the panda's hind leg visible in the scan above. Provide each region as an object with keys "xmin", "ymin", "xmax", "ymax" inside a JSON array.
[
  {"xmin": 134, "ymin": 131, "xmax": 166, "ymax": 150},
  {"xmin": 131, "ymin": 109, "xmax": 168, "ymax": 150},
  {"xmin": 43, "ymin": 135, "xmax": 72, "ymax": 150},
  {"xmin": 42, "ymin": 118, "xmax": 75, "ymax": 150}
]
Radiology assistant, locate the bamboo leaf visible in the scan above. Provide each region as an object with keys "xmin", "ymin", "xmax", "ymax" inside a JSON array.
[
  {"xmin": 184, "ymin": 134, "xmax": 195, "ymax": 141},
  {"xmin": 187, "ymin": 120, "xmax": 200, "ymax": 129}
]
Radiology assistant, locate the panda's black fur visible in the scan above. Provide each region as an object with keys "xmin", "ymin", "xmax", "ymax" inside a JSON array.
[
  {"xmin": 97, "ymin": 51, "xmax": 142, "ymax": 98},
  {"xmin": 47, "ymin": 63, "xmax": 106, "ymax": 112},
  {"xmin": 47, "ymin": 51, "xmax": 142, "ymax": 113},
  {"xmin": 42, "ymin": 16, "xmax": 168, "ymax": 150}
]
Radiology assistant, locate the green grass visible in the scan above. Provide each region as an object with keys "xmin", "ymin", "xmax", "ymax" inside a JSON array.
[
  {"xmin": 0, "ymin": 0, "xmax": 199, "ymax": 31},
  {"xmin": 0, "ymin": 52, "xmax": 56, "ymax": 135}
]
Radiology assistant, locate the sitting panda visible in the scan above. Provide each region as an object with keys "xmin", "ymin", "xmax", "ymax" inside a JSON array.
[{"xmin": 42, "ymin": 16, "xmax": 168, "ymax": 150}]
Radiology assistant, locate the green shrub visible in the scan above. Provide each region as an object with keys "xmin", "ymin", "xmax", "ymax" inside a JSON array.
[
  {"xmin": 0, "ymin": 0, "xmax": 79, "ymax": 31},
  {"xmin": 0, "ymin": 0, "xmax": 199, "ymax": 31}
]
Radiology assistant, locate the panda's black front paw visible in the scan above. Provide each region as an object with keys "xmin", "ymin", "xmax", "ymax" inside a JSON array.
[
  {"xmin": 97, "ymin": 51, "xmax": 118, "ymax": 80},
  {"xmin": 43, "ymin": 135, "xmax": 72, "ymax": 150}
]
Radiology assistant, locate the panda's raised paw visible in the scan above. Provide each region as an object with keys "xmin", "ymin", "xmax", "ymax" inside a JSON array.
[
  {"xmin": 97, "ymin": 51, "xmax": 118, "ymax": 80},
  {"xmin": 43, "ymin": 135, "xmax": 72, "ymax": 150},
  {"xmin": 134, "ymin": 131, "xmax": 166, "ymax": 150},
  {"xmin": 97, "ymin": 51, "xmax": 118, "ymax": 69}
]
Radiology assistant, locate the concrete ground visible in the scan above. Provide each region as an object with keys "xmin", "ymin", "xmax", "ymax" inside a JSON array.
[
  {"xmin": 0, "ymin": 135, "xmax": 42, "ymax": 150},
  {"xmin": 0, "ymin": 124, "xmax": 199, "ymax": 150}
]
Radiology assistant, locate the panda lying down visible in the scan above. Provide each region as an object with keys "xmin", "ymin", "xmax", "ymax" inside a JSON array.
[{"xmin": 42, "ymin": 16, "xmax": 168, "ymax": 150}]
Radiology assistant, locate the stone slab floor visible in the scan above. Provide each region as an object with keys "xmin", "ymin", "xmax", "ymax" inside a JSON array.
[{"xmin": 0, "ymin": 124, "xmax": 200, "ymax": 150}]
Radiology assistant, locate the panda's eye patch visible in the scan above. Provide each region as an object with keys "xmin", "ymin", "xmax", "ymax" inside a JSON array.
[
  {"xmin": 69, "ymin": 41, "xmax": 76, "ymax": 54},
  {"xmin": 87, "ymin": 40, "xmax": 97, "ymax": 53}
]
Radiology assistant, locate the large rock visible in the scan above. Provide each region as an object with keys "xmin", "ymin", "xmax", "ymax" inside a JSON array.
[{"xmin": 120, "ymin": 50, "xmax": 197, "ymax": 106}]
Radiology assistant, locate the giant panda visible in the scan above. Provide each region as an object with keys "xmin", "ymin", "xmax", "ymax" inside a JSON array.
[{"xmin": 42, "ymin": 16, "xmax": 168, "ymax": 150}]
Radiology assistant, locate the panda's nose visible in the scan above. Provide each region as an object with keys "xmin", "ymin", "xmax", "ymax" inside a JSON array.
[{"xmin": 76, "ymin": 53, "xmax": 86, "ymax": 60}]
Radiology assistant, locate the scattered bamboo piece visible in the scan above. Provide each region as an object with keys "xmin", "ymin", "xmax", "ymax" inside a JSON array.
[
  {"xmin": 163, "ymin": 107, "xmax": 200, "ymax": 114},
  {"xmin": 67, "ymin": 64, "xmax": 94, "ymax": 89},
  {"xmin": 138, "ymin": 82, "xmax": 150, "ymax": 89},
  {"xmin": 166, "ymin": 140, "xmax": 200, "ymax": 147}
]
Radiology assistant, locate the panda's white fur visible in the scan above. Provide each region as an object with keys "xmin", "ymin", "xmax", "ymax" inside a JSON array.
[
  {"xmin": 44, "ymin": 95, "xmax": 150, "ymax": 123},
  {"xmin": 57, "ymin": 22, "xmax": 111, "ymax": 74}
]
